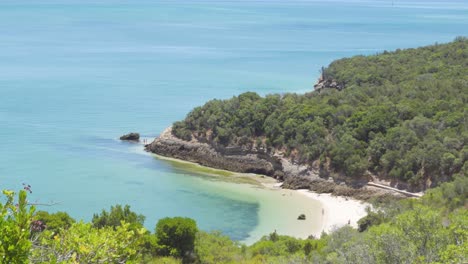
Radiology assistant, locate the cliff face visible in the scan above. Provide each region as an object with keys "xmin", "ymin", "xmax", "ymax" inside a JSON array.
[{"xmin": 145, "ymin": 127, "xmax": 283, "ymax": 176}]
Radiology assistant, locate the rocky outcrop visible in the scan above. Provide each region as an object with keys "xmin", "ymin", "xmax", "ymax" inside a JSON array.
[
  {"xmin": 278, "ymin": 158, "xmax": 393, "ymax": 200},
  {"xmin": 145, "ymin": 127, "xmax": 283, "ymax": 176},
  {"xmin": 120, "ymin": 132, "xmax": 140, "ymax": 141},
  {"xmin": 314, "ymin": 78, "xmax": 344, "ymax": 92},
  {"xmin": 146, "ymin": 127, "xmax": 408, "ymax": 201}
]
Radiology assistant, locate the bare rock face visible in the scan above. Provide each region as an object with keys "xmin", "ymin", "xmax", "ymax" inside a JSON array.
[
  {"xmin": 145, "ymin": 127, "xmax": 283, "ymax": 176},
  {"xmin": 314, "ymin": 78, "xmax": 344, "ymax": 92},
  {"xmin": 146, "ymin": 128, "xmax": 337, "ymax": 188},
  {"xmin": 145, "ymin": 127, "xmax": 404, "ymax": 200},
  {"xmin": 120, "ymin": 132, "xmax": 140, "ymax": 141}
]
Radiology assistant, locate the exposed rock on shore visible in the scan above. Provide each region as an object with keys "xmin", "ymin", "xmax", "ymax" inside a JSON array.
[
  {"xmin": 120, "ymin": 132, "xmax": 140, "ymax": 141},
  {"xmin": 145, "ymin": 127, "xmax": 283, "ymax": 176},
  {"xmin": 313, "ymin": 78, "xmax": 344, "ymax": 92},
  {"xmin": 146, "ymin": 127, "xmax": 403, "ymax": 201}
]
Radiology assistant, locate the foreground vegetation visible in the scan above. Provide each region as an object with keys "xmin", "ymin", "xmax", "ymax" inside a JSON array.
[
  {"xmin": 173, "ymin": 37, "xmax": 467, "ymax": 190},
  {"xmin": 0, "ymin": 175, "xmax": 466, "ymax": 263}
]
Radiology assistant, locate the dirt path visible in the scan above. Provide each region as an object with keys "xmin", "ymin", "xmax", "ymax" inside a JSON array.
[{"xmin": 367, "ymin": 182, "xmax": 423, "ymax": 198}]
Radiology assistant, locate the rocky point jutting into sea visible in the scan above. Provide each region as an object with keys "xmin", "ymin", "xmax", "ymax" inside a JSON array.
[
  {"xmin": 146, "ymin": 38, "xmax": 468, "ymax": 200},
  {"xmin": 145, "ymin": 126, "xmax": 408, "ymax": 201}
]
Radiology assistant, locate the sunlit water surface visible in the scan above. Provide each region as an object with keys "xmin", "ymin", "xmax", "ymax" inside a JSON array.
[{"xmin": 0, "ymin": 0, "xmax": 467, "ymax": 241}]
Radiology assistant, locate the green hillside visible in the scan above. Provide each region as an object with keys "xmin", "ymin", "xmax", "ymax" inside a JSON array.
[{"xmin": 173, "ymin": 37, "xmax": 468, "ymax": 190}]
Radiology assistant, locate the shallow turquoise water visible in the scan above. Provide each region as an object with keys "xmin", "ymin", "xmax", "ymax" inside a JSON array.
[{"xmin": 0, "ymin": 0, "xmax": 467, "ymax": 240}]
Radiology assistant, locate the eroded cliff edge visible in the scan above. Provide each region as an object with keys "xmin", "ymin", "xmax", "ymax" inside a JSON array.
[
  {"xmin": 145, "ymin": 127, "xmax": 402, "ymax": 200},
  {"xmin": 145, "ymin": 127, "xmax": 283, "ymax": 176}
]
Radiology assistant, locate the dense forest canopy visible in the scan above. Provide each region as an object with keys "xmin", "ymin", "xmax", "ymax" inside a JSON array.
[{"xmin": 173, "ymin": 37, "xmax": 468, "ymax": 190}]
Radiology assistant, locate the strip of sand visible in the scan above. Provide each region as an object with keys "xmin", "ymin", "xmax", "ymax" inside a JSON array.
[
  {"xmin": 297, "ymin": 189, "xmax": 369, "ymax": 234},
  {"xmin": 153, "ymin": 153, "xmax": 370, "ymax": 242},
  {"xmin": 157, "ymin": 154, "xmax": 370, "ymax": 242},
  {"xmin": 133, "ymin": 140, "xmax": 369, "ymax": 243}
]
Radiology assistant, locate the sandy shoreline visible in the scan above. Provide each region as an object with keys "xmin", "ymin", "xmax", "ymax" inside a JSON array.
[
  {"xmin": 296, "ymin": 189, "xmax": 369, "ymax": 234},
  {"xmin": 135, "ymin": 138, "xmax": 369, "ymax": 243},
  {"xmin": 262, "ymin": 182, "xmax": 369, "ymax": 237}
]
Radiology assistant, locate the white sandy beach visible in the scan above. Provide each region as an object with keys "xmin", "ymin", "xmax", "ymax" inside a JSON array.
[
  {"xmin": 205, "ymin": 179, "xmax": 370, "ymax": 244},
  {"xmin": 296, "ymin": 189, "xmax": 369, "ymax": 234},
  {"xmin": 259, "ymin": 181, "xmax": 369, "ymax": 236},
  {"xmin": 136, "ymin": 139, "xmax": 369, "ymax": 244}
]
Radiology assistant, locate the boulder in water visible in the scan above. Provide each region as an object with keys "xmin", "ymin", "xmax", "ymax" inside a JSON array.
[{"xmin": 120, "ymin": 132, "xmax": 140, "ymax": 141}]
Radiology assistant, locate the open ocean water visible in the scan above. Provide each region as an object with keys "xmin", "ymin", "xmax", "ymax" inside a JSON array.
[{"xmin": 0, "ymin": 0, "xmax": 467, "ymax": 241}]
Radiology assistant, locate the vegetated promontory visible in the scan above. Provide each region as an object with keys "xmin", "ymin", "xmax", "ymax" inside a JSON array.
[{"xmin": 147, "ymin": 37, "xmax": 467, "ymax": 195}]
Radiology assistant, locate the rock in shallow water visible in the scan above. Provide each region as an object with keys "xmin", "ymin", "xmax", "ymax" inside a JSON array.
[{"xmin": 120, "ymin": 132, "xmax": 140, "ymax": 141}]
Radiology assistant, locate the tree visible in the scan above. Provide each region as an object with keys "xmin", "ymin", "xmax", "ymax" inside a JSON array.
[
  {"xmin": 365, "ymin": 223, "xmax": 416, "ymax": 264},
  {"xmin": 155, "ymin": 217, "xmax": 198, "ymax": 258},
  {"xmin": 330, "ymin": 134, "xmax": 368, "ymax": 177},
  {"xmin": 34, "ymin": 211, "xmax": 75, "ymax": 234},
  {"xmin": 0, "ymin": 190, "xmax": 35, "ymax": 264},
  {"xmin": 357, "ymin": 208, "xmax": 384, "ymax": 232},
  {"xmin": 394, "ymin": 204, "xmax": 450, "ymax": 262},
  {"xmin": 92, "ymin": 204, "xmax": 145, "ymax": 231},
  {"xmin": 31, "ymin": 221, "xmax": 146, "ymax": 263},
  {"xmin": 194, "ymin": 231, "xmax": 242, "ymax": 264}
]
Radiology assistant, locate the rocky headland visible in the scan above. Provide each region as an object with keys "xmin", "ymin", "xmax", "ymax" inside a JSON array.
[
  {"xmin": 145, "ymin": 127, "xmax": 408, "ymax": 200},
  {"xmin": 145, "ymin": 127, "xmax": 282, "ymax": 176}
]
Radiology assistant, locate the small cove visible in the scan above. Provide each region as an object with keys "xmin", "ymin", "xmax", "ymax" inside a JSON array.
[
  {"xmin": 0, "ymin": 0, "xmax": 466, "ymax": 242},
  {"xmin": 151, "ymin": 153, "xmax": 324, "ymax": 244}
]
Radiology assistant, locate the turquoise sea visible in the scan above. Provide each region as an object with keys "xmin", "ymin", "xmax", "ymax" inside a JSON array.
[{"xmin": 1, "ymin": 0, "xmax": 467, "ymax": 241}]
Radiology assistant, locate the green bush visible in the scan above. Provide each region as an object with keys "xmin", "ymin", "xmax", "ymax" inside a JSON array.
[
  {"xmin": 194, "ymin": 231, "xmax": 243, "ymax": 264},
  {"xmin": 0, "ymin": 190, "xmax": 35, "ymax": 264},
  {"xmin": 92, "ymin": 204, "xmax": 145, "ymax": 231},
  {"xmin": 155, "ymin": 217, "xmax": 198, "ymax": 258},
  {"xmin": 34, "ymin": 211, "xmax": 75, "ymax": 234}
]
